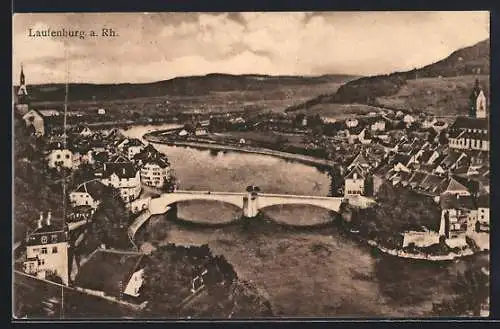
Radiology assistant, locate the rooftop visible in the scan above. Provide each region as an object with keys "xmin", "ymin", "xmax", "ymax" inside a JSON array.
[
  {"xmin": 440, "ymin": 194, "xmax": 476, "ymax": 210},
  {"xmin": 450, "ymin": 117, "xmax": 488, "ymax": 131},
  {"xmin": 74, "ymin": 249, "xmax": 147, "ymax": 297},
  {"xmin": 74, "ymin": 179, "xmax": 110, "ymax": 200}
]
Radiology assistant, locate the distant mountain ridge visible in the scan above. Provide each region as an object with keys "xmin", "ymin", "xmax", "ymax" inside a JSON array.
[
  {"xmin": 14, "ymin": 73, "xmax": 358, "ymax": 103},
  {"xmin": 286, "ymin": 38, "xmax": 490, "ymax": 112}
]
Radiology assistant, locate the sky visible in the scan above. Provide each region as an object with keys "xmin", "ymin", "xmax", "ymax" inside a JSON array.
[{"xmin": 12, "ymin": 11, "xmax": 489, "ymax": 85}]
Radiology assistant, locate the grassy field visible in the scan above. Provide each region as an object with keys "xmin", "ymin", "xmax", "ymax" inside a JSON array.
[
  {"xmin": 30, "ymin": 80, "xmax": 347, "ymax": 118},
  {"xmin": 293, "ymin": 103, "xmax": 384, "ymax": 120},
  {"xmin": 375, "ymin": 75, "xmax": 490, "ymax": 116}
]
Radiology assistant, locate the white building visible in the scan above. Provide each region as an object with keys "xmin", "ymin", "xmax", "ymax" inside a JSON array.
[
  {"xmin": 344, "ymin": 164, "xmax": 366, "ymax": 197},
  {"xmin": 448, "ymin": 117, "xmax": 489, "ymax": 152},
  {"xmin": 345, "ymin": 118, "xmax": 359, "ymax": 128},
  {"xmin": 403, "ymin": 114, "xmax": 416, "ymax": 127},
  {"xmin": 140, "ymin": 156, "xmax": 171, "ymax": 188},
  {"xmin": 439, "ymin": 194, "xmax": 477, "ymax": 238},
  {"xmin": 123, "ymin": 139, "xmax": 145, "ymax": 160},
  {"xmin": 70, "ymin": 179, "xmax": 109, "ymax": 210},
  {"xmin": 23, "ymin": 212, "xmax": 70, "ymax": 285},
  {"xmin": 100, "ymin": 162, "xmax": 141, "ymax": 203},
  {"xmin": 46, "ymin": 146, "xmax": 73, "ymax": 169},
  {"xmin": 475, "ymin": 194, "xmax": 489, "ymax": 232},
  {"xmin": 370, "ymin": 120, "xmax": 386, "ymax": 132}
]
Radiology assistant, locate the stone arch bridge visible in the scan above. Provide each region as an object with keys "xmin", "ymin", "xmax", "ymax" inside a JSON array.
[
  {"xmin": 128, "ymin": 189, "xmax": 352, "ymax": 240},
  {"xmin": 148, "ymin": 190, "xmax": 345, "ymax": 218}
]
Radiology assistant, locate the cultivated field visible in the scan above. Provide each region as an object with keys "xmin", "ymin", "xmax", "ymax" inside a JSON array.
[
  {"xmin": 30, "ymin": 81, "xmax": 349, "ymax": 118},
  {"xmin": 292, "ymin": 103, "xmax": 384, "ymax": 120},
  {"xmin": 376, "ymin": 75, "xmax": 490, "ymax": 116}
]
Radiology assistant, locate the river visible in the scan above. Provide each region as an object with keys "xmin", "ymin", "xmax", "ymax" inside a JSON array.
[{"xmin": 121, "ymin": 124, "xmax": 489, "ymax": 317}]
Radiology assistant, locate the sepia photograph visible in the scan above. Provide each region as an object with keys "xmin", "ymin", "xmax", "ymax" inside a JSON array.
[{"xmin": 12, "ymin": 11, "xmax": 490, "ymax": 319}]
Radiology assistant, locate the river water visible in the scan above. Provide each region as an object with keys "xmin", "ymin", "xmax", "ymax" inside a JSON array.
[{"xmin": 122, "ymin": 124, "xmax": 489, "ymax": 317}]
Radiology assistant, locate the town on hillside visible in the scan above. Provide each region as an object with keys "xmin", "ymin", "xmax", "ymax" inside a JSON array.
[{"xmin": 13, "ymin": 12, "xmax": 490, "ymax": 320}]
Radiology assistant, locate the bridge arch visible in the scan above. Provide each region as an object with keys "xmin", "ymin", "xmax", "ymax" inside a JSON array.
[
  {"xmin": 149, "ymin": 191, "xmax": 245, "ymax": 215},
  {"xmin": 257, "ymin": 195, "xmax": 343, "ymax": 214}
]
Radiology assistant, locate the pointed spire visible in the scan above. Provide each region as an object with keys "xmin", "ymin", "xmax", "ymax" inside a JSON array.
[
  {"xmin": 20, "ymin": 64, "xmax": 25, "ymax": 85},
  {"xmin": 17, "ymin": 63, "xmax": 28, "ymax": 97}
]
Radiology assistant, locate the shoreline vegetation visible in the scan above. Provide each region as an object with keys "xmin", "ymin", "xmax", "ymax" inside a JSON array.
[{"xmin": 140, "ymin": 129, "xmax": 484, "ymax": 263}]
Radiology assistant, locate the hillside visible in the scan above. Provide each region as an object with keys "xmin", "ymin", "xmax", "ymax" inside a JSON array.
[
  {"xmin": 14, "ymin": 73, "xmax": 358, "ymax": 103},
  {"xmin": 286, "ymin": 39, "xmax": 490, "ymax": 116}
]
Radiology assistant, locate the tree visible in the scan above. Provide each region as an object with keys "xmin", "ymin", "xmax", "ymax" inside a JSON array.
[
  {"xmin": 328, "ymin": 165, "xmax": 344, "ymax": 197},
  {"xmin": 439, "ymin": 130, "xmax": 449, "ymax": 145},
  {"xmin": 431, "ymin": 268, "xmax": 489, "ymax": 316},
  {"xmin": 364, "ymin": 174, "xmax": 374, "ymax": 197},
  {"xmin": 91, "ymin": 188, "xmax": 131, "ymax": 249}
]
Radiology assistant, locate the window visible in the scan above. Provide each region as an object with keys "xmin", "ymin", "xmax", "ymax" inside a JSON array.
[
  {"xmin": 65, "ymin": 154, "xmax": 70, "ymax": 159},
  {"xmin": 52, "ymin": 246, "xmax": 58, "ymax": 253},
  {"xmin": 41, "ymin": 247, "xmax": 47, "ymax": 254},
  {"xmin": 51, "ymin": 234, "xmax": 58, "ymax": 243},
  {"xmin": 56, "ymin": 154, "xmax": 61, "ymax": 159},
  {"xmin": 32, "ymin": 248, "xmax": 40, "ymax": 253}
]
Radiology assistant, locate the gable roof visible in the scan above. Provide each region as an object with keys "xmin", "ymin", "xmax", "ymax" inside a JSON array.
[
  {"xmin": 74, "ymin": 179, "xmax": 109, "ymax": 200},
  {"xmin": 450, "ymin": 117, "xmax": 488, "ymax": 131},
  {"xmin": 133, "ymin": 144, "xmax": 161, "ymax": 161},
  {"xmin": 408, "ymin": 171, "xmax": 427, "ymax": 189},
  {"xmin": 37, "ymin": 109, "xmax": 61, "ymax": 117},
  {"xmin": 444, "ymin": 177, "xmax": 470, "ymax": 193},
  {"xmin": 344, "ymin": 164, "xmax": 366, "ymax": 179},
  {"xmin": 108, "ymin": 154, "xmax": 132, "ymax": 163},
  {"xmin": 143, "ymin": 155, "xmax": 170, "ymax": 168},
  {"xmin": 124, "ymin": 138, "xmax": 144, "ymax": 148},
  {"xmin": 74, "ymin": 249, "xmax": 146, "ymax": 297},
  {"xmin": 347, "ymin": 125, "xmax": 365, "ymax": 136},
  {"xmin": 103, "ymin": 162, "xmax": 138, "ymax": 179},
  {"xmin": 440, "ymin": 194, "xmax": 476, "ymax": 210},
  {"xmin": 419, "ymin": 174, "xmax": 446, "ymax": 194}
]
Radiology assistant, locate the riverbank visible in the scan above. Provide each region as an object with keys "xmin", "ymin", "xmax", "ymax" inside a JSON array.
[
  {"xmin": 366, "ymin": 239, "xmax": 478, "ymax": 262},
  {"xmin": 143, "ymin": 131, "xmax": 335, "ymax": 168}
]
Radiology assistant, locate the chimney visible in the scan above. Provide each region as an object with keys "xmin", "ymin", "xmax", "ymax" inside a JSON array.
[
  {"xmin": 46, "ymin": 211, "xmax": 52, "ymax": 226},
  {"xmin": 38, "ymin": 212, "xmax": 43, "ymax": 228}
]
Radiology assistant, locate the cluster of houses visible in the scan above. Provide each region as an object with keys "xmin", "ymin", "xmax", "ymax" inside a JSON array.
[
  {"xmin": 335, "ymin": 83, "xmax": 490, "ymax": 251},
  {"xmin": 18, "ymin": 131, "xmax": 174, "ymax": 301}
]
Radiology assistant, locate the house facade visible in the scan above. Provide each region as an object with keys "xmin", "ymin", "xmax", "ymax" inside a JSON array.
[
  {"xmin": 344, "ymin": 165, "xmax": 365, "ymax": 197},
  {"xmin": 70, "ymin": 180, "xmax": 108, "ymax": 209},
  {"xmin": 448, "ymin": 117, "xmax": 489, "ymax": 152},
  {"xmin": 475, "ymin": 194, "xmax": 490, "ymax": 232},
  {"xmin": 22, "ymin": 109, "xmax": 45, "ymax": 136},
  {"xmin": 100, "ymin": 162, "xmax": 141, "ymax": 203},
  {"xmin": 140, "ymin": 157, "xmax": 171, "ymax": 188},
  {"xmin": 439, "ymin": 194, "xmax": 477, "ymax": 239},
  {"xmin": 46, "ymin": 148, "xmax": 73, "ymax": 169},
  {"xmin": 23, "ymin": 212, "xmax": 70, "ymax": 285}
]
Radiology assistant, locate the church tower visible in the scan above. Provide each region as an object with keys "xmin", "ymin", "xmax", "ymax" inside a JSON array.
[
  {"xmin": 470, "ymin": 79, "xmax": 487, "ymax": 119},
  {"xmin": 15, "ymin": 64, "xmax": 30, "ymax": 115},
  {"xmin": 18, "ymin": 64, "xmax": 28, "ymax": 101}
]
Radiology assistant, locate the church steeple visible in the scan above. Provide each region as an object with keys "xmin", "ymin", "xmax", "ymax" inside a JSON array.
[
  {"xmin": 18, "ymin": 64, "xmax": 28, "ymax": 99},
  {"xmin": 470, "ymin": 78, "xmax": 487, "ymax": 119}
]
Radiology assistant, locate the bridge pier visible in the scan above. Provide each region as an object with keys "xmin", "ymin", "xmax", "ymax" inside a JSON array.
[{"xmin": 243, "ymin": 193, "xmax": 259, "ymax": 218}]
